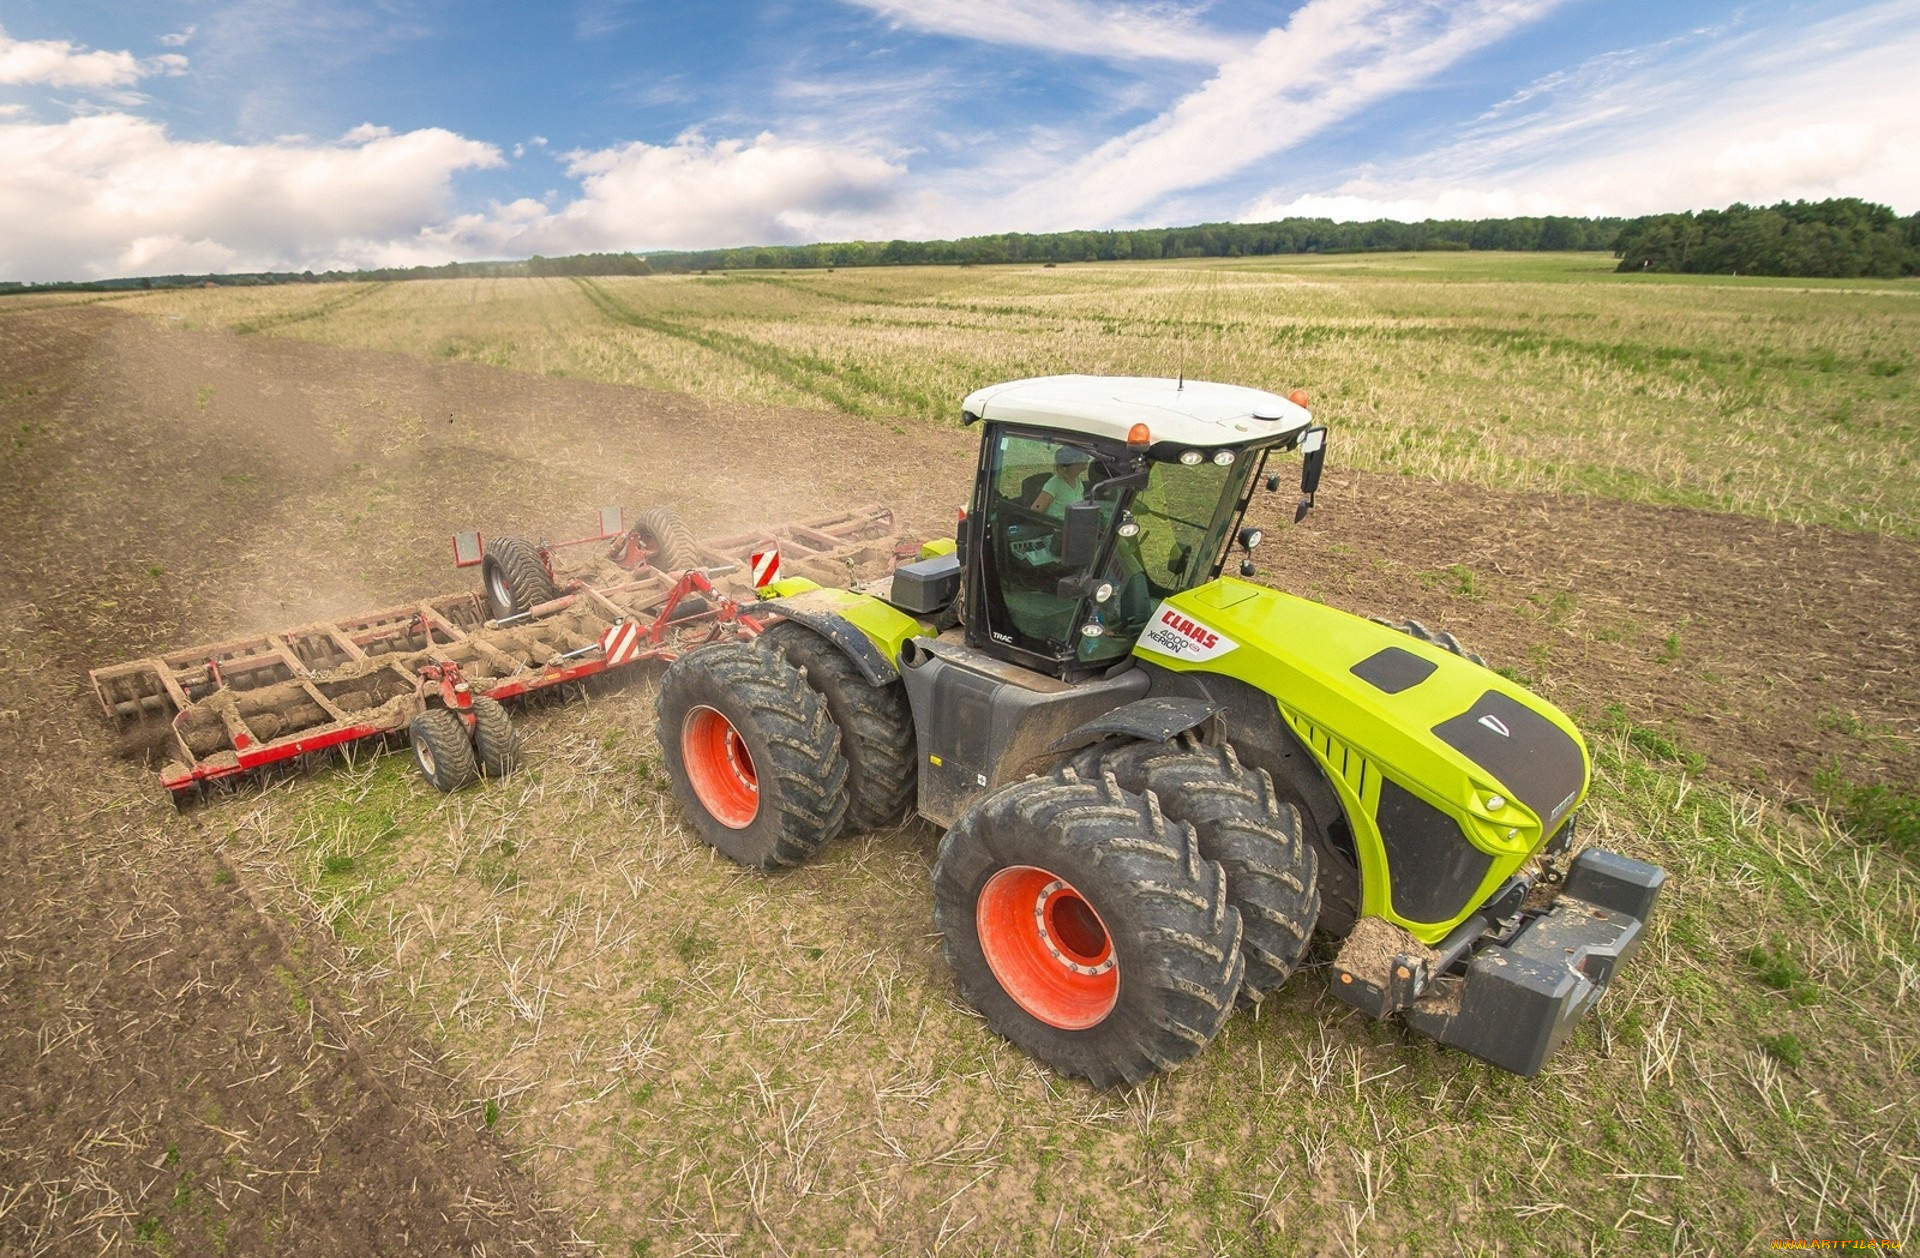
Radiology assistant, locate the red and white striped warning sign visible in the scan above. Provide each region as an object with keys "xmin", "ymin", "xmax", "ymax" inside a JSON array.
[
  {"xmin": 751, "ymin": 545, "xmax": 782, "ymax": 588},
  {"xmin": 601, "ymin": 620, "xmax": 643, "ymax": 666}
]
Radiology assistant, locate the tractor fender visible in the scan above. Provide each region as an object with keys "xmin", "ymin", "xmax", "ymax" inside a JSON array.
[
  {"xmin": 759, "ymin": 593, "xmax": 916, "ymax": 688},
  {"xmin": 1047, "ymin": 696, "xmax": 1223, "ymax": 756}
]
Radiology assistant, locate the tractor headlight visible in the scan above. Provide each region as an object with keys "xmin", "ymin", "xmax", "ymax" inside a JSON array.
[
  {"xmin": 1239, "ymin": 526, "xmax": 1264, "ymax": 551},
  {"xmin": 1212, "ymin": 450, "xmax": 1235, "ymax": 466},
  {"xmin": 1080, "ymin": 620, "xmax": 1105, "ymax": 638},
  {"xmin": 1093, "ymin": 582, "xmax": 1114, "ymax": 603},
  {"xmin": 1117, "ymin": 520, "xmax": 1140, "ymax": 538},
  {"xmin": 1179, "ymin": 450, "xmax": 1204, "ymax": 466}
]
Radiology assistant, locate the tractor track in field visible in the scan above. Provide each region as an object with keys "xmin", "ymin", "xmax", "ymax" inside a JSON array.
[
  {"xmin": 571, "ymin": 276, "xmax": 925, "ymax": 418},
  {"xmin": 0, "ymin": 302, "xmax": 1914, "ymax": 1251},
  {"xmin": 231, "ymin": 280, "xmax": 386, "ymax": 336}
]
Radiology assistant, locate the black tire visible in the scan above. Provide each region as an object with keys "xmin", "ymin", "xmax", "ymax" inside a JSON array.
[
  {"xmin": 758, "ymin": 621, "xmax": 917, "ymax": 834},
  {"xmin": 470, "ymin": 695, "xmax": 518, "ymax": 777},
  {"xmin": 481, "ymin": 534, "xmax": 557, "ymax": 619},
  {"xmin": 656, "ymin": 642, "xmax": 849, "ymax": 869},
  {"xmin": 1071, "ymin": 735, "xmax": 1319, "ymax": 1006},
  {"xmin": 932, "ymin": 767, "xmax": 1243, "ymax": 1088},
  {"xmin": 635, "ymin": 506, "xmax": 702, "ymax": 573},
  {"xmin": 1369, "ymin": 616, "xmax": 1487, "ymax": 668},
  {"xmin": 410, "ymin": 708, "xmax": 479, "ymax": 792}
]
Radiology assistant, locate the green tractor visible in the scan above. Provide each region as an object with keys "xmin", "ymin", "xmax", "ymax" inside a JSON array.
[{"xmin": 655, "ymin": 375, "xmax": 1665, "ymax": 1087}]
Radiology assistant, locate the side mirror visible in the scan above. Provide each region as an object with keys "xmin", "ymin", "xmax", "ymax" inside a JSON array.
[
  {"xmin": 1295, "ymin": 426, "xmax": 1328, "ymax": 523},
  {"xmin": 1062, "ymin": 501, "xmax": 1102, "ymax": 567},
  {"xmin": 1299, "ymin": 426, "xmax": 1327, "ymax": 497}
]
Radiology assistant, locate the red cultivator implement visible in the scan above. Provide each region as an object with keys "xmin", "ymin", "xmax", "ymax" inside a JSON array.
[{"xmin": 89, "ymin": 505, "xmax": 899, "ymax": 806}]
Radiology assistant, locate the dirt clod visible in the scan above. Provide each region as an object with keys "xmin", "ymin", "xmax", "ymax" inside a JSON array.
[{"xmin": 1335, "ymin": 916, "xmax": 1442, "ymax": 988}]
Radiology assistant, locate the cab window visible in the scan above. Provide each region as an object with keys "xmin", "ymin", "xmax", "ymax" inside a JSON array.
[{"xmin": 978, "ymin": 431, "xmax": 1113, "ymax": 655}]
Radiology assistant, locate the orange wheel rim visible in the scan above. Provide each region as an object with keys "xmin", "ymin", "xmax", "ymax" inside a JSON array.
[
  {"xmin": 682, "ymin": 705, "xmax": 758, "ymax": 828},
  {"xmin": 976, "ymin": 865, "xmax": 1117, "ymax": 1030}
]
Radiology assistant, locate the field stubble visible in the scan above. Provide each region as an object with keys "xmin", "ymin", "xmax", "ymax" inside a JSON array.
[
  {"xmin": 124, "ymin": 255, "xmax": 1920, "ymax": 536},
  {"xmin": 213, "ymin": 677, "xmax": 1920, "ymax": 1256}
]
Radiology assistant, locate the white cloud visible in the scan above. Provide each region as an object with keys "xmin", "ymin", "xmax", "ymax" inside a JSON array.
[
  {"xmin": 842, "ymin": 0, "xmax": 1241, "ymax": 64},
  {"xmin": 0, "ymin": 25, "xmax": 183, "ymax": 88},
  {"xmin": 994, "ymin": 0, "xmax": 1562, "ymax": 230},
  {"xmin": 159, "ymin": 26, "xmax": 197, "ymax": 48},
  {"xmin": 0, "ymin": 114, "xmax": 502, "ymax": 280},
  {"xmin": 1238, "ymin": 0, "xmax": 1920, "ymax": 221},
  {"xmin": 438, "ymin": 131, "xmax": 907, "ymax": 257}
]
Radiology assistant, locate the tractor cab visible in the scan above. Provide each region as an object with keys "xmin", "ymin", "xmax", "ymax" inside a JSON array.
[{"xmin": 955, "ymin": 376, "xmax": 1324, "ymax": 679}]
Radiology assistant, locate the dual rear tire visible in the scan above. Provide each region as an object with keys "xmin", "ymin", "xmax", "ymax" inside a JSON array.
[
  {"xmin": 1068, "ymin": 734, "xmax": 1318, "ymax": 1007},
  {"xmin": 932, "ymin": 767, "xmax": 1247, "ymax": 1088},
  {"xmin": 655, "ymin": 630, "xmax": 1318, "ymax": 1088},
  {"xmin": 655, "ymin": 622, "xmax": 919, "ymax": 868},
  {"xmin": 757, "ymin": 622, "xmax": 916, "ymax": 834},
  {"xmin": 655, "ymin": 641, "xmax": 849, "ymax": 870}
]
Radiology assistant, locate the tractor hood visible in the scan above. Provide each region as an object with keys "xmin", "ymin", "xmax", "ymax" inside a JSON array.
[{"xmin": 1136, "ymin": 579, "xmax": 1591, "ymax": 940}]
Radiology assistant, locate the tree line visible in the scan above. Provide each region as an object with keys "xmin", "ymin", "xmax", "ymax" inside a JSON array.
[
  {"xmin": 637, "ymin": 215, "xmax": 1623, "ymax": 272},
  {"xmin": 0, "ymin": 216, "xmax": 1621, "ymax": 293},
  {"xmin": 5, "ymin": 201, "xmax": 1913, "ymax": 293},
  {"xmin": 1611, "ymin": 198, "xmax": 1920, "ymax": 277}
]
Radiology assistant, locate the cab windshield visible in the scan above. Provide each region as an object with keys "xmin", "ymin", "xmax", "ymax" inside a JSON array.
[{"xmin": 974, "ymin": 428, "xmax": 1245, "ymax": 670}]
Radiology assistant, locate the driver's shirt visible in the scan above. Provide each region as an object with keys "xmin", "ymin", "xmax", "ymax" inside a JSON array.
[{"xmin": 1038, "ymin": 473, "xmax": 1084, "ymax": 518}]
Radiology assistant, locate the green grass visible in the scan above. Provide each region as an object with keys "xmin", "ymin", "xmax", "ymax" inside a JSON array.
[
  {"xmin": 1814, "ymin": 763, "xmax": 1920, "ymax": 859},
  {"xmin": 1760, "ymin": 1032, "xmax": 1806, "ymax": 1068},
  {"xmin": 1744, "ymin": 936, "xmax": 1820, "ymax": 1006},
  {"xmin": 121, "ymin": 254, "xmax": 1920, "ymax": 536},
  {"xmin": 1599, "ymin": 704, "xmax": 1707, "ymax": 774},
  {"xmin": 1419, "ymin": 562, "xmax": 1479, "ymax": 598}
]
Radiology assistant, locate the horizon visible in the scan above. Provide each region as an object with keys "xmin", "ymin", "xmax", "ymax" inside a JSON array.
[{"xmin": 2, "ymin": 0, "xmax": 1916, "ymax": 283}]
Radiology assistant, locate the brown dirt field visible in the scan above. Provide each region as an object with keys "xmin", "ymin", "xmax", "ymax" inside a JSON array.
[{"xmin": 2, "ymin": 303, "xmax": 1915, "ymax": 1252}]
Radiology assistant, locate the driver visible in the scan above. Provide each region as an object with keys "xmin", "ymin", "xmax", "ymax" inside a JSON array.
[{"xmin": 1031, "ymin": 446, "xmax": 1092, "ymax": 518}]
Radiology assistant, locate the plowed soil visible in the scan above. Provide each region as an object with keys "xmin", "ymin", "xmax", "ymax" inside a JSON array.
[{"xmin": 2, "ymin": 303, "xmax": 1914, "ymax": 1253}]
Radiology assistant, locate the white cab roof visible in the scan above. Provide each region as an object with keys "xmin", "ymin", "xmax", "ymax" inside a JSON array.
[{"xmin": 962, "ymin": 375, "xmax": 1310, "ymax": 450}]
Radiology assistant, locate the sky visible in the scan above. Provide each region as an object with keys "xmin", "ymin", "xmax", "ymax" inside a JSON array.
[{"xmin": 1, "ymin": 0, "xmax": 1915, "ymax": 281}]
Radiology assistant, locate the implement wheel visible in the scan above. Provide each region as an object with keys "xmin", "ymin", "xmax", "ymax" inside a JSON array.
[
  {"xmin": 656, "ymin": 642, "xmax": 849, "ymax": 870},
  {"xmin": 481, "ymin": 534, "xmax": 557, "ymax": 619},
  {"xmin": 470, "ymin": 695, "xmax": 518, "ymax": 777},
  {"xmin": 635, "ymin": 506, "xmax": 702, "ymax": 573},
  {"xmin": 410, "ymin": 708, "xmax": 479, "ymax": 792},
  {"xmin": 1072, "ymin": 735, "xmax": 1318, "ymax": 1007},
  {"xmin": 932, "ymin": 767, "xmax": 1243, "ymax": 1088},
  {"xmin": 759, "ymin": 621, "xmax": 916, "ymax": 834}
]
